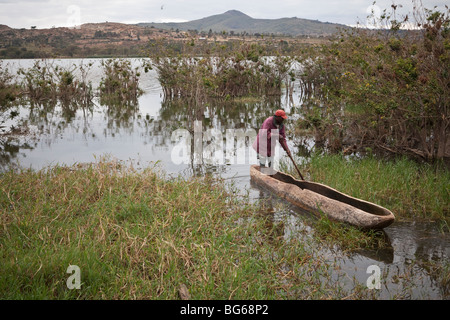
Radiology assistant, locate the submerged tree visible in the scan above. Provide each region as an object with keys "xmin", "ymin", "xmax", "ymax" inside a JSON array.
[
  {"xmin": 149, "ymin": 41, "xmax": 295, "ymax": 102},
  {"xmin": 98, "ymin": 58, "xmax": 144, "ymax": 107}
]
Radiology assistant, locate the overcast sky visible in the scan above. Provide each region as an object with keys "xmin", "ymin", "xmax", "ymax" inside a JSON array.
[{"xmin": 0, "ymin": 0, "xmax": 447, "ymax": 29}]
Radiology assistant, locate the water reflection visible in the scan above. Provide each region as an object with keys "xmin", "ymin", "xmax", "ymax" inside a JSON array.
[
  {"xmin": 0, "ymin": 133, "xmax": 34, "ymax": 169},
  {"xmin": 1, "ymin": 58, "xmax": 300, "ymax": 173},
  {"xmin": 1, "ymin": 86, "xmax": 295, "ymax": 175},
  {"xmin": 251, "ymin": 177, "xmax": 450, "ymax": 298}
]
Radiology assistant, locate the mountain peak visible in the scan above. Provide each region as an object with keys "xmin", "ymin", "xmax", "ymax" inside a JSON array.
[{"xmin": 223, "ymin": 10, "xmax": 251, "ymax": 18}]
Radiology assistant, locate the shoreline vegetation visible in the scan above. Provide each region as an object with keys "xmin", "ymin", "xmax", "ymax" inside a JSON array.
[
  {"xmin": 0, "ymin": 158, "xmax": 377, "ymax": 299},
  {"xmin": 1, "ymin": 157, "xmax": 448, "ymax": 299}
]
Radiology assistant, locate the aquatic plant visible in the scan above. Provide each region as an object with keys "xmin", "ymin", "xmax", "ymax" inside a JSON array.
[
  {"xmin": 150, "ymin": 41, "xmax": 295, "ymax": 102},
  {"xmin": 17, "ymin": 60, "xmax": 94, "ymax": 109},
  {"xmin": 98, "ymin": 58, "xmax": 144, "ymax": 106},
  {"xmin": 0, "ymin": 61, "xmax": 20, "ymax": 133}
]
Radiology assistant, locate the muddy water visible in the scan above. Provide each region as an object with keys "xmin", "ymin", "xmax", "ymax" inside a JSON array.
[
  {"xmin": 250, "ymin": 185, "xmax": 449, "ymax": 299},
  {"xmin": 1, "ymin": 58, "xmax": 448, "ymax": 299}
]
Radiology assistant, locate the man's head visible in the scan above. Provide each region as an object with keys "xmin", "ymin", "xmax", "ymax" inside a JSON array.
[{"xmin": 274, "ymin": 109, "xmax": 287, "ymax": 124}]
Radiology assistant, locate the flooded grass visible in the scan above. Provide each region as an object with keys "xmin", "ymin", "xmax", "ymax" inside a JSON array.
[
  {"xmin": 2, "ymin": 157, "xmax": 428, "ymax": 300},
  {"xmin": 150, "ymin": 42, "xmax": 295, "ymax": 102},
  {"xmin": 287, "ymin": 153, "xmax": 450, "ymax": 229},
  {"xmin": 313, "ymin": 213, "xmax": 389, "ymax": 251}
]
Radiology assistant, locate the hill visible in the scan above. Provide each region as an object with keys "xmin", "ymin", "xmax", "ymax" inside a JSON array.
[
  {"xmin": 137, "ymin": 10, "xmax": 347, "ymax": 36},
  {"xmin": 0, "ymin": 10, "xmax": 341, "ymax": 59},
  {"xmin": 0, "ymin": 22, "xmax": 188, "ymax": 58}
]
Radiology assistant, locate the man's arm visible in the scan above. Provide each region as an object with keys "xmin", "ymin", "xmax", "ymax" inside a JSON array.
[{"xmin": 279, "ymin": 126, "xmax": 291, "ymax": 155}]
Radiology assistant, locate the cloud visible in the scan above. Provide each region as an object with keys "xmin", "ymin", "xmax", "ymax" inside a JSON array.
[
  {"xmin": 1, "ymin": 0, "xmax": 449, "ymax": 29},
  {"xmin": 0, "ymin": 0, "xmax": 63, "ymax": 28}
]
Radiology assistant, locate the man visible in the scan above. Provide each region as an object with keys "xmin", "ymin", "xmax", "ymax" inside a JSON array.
[{"xmin": 253, "ymin": 109, "xmax": 291, "ymax": 170}]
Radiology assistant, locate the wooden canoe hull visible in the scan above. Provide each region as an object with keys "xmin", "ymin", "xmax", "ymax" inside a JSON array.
[{"xmin": 250, "ymin": 165, "xmax": 395, "ymax": 229}]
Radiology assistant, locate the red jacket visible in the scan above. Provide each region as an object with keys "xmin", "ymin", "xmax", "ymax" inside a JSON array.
[{"xmin": 253, "ymin": 116, "xmax": 290, "ymax": 157}]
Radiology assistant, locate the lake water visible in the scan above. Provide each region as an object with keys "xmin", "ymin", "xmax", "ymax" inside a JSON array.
[{"xmin": 1, "ymin": 58, "xmax": 449, "ymax": 299}]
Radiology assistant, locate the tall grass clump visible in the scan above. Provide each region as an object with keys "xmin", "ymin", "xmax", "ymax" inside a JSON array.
[
  {"xmin": 17, "ymin": 60, "xmax": 94, "ymax": 108},
  {"xmin": 296, "ymin": 2, "xmax": 449, "ymax": 162},
  {"xmin": 56, "ymin": 62, "xmax": 94, "ymax": 108},
  {"xmin": 150, "ymin": 41, "xmax": 295, "ymax": 102},
  {"xmin": 0, "ymin": 61, "xmax": 20, "ymax": 132},
  {"xmin": 291, "ymin": 153, "xmax": 449, "ymax": 227},
  {"xmin": 14, "ymin": 58, "xmax": 144, "ymax": 109},
  {"xmin": 98, "ymin": 59, "xmax": 144, "ymax": 106},
  {"xmin": 17, "ymin": 60, "xmax": 56, "ymax": 102}
]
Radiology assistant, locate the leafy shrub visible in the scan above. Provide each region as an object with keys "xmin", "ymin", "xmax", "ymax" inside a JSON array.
[
  {"xmin": 98, "ymin": 59, "xmax": 143, "ymax": 106},
  {"xmin": 296, "ymin": 4, "xmax": 450, "ymax": 161}
]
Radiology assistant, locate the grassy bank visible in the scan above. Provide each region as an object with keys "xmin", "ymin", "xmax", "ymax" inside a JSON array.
[
  {"xmin": 285, "ymin": 153, "xmax": 449, "ymax": 230},
  {"xmin": 0, "ymin": 158, "xmax": 364, "ymax": 299},
  {"xmin": 1, "ymin": 158, "xmax": 448, "ymax": 299}
]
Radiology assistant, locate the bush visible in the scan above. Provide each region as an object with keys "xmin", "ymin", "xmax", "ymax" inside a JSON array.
[
  {"xmin": 17, "ymin": 60, "xmax": 94, "ymax": 108},
  {"xmin": 98, "ymin": 59, "xmax": 143, "ymax": 106},
  {"xmin": 296, "ymin": 4, "xmax": 450, "ymax": 161},
  {"xmin": 0, "ymin": 61, "xmax": 19, "ymax": 107},
  {"xmin": 0, "ymin": 61, "xmax": 20, "ymax": 132}
]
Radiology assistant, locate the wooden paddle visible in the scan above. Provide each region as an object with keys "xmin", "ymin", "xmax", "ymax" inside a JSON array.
[{"xmin": 287, "ymin": 152, "xmax": 305, "ymax": 180}]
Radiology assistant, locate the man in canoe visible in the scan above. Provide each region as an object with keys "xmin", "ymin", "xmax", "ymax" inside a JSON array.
[{"xmin": 253, "ymin": 109, "xmax": 291, "ymax": 171}]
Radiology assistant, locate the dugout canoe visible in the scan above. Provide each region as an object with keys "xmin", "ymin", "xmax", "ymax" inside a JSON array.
[{"xmin": 250, "ymin": 165, "xmax": 395, "ymax": 229}]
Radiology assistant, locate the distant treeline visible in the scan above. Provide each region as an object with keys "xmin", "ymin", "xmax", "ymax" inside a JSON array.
[
  {"xmin": 0, "ymin": 44, "xmax": 146, "ymax": 59},
  {"xmin": 0, "ymin": 37, "xmax": 317, "ymax": 59},
  {"xmin": 0, "ymin": 47, "xmax": 51, "ymax": 59}
]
